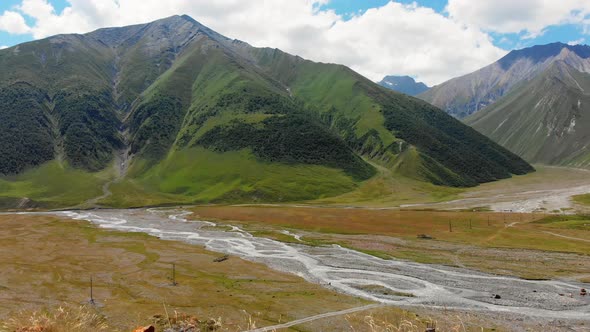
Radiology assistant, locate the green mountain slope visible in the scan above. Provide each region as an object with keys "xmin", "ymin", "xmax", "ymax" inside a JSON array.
[
  {"xmin": 0, "ymin": 34, "xmax": 121, "ymax": 173},
  {"xmin": 246, "ymin": 47, "xmax": 532, "ymax": 186},
  {"xmin": 0, "ymin": 15, "xmax": 533, "ymax": 208},
  {"xmin": 466, "ymin": 61, "xmax": 590, "ymax": 167}
]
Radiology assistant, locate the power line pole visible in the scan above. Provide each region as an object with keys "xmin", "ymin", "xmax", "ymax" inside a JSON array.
[
  {"xmin": 89, "ymin": 276, "xmax": 95, "ymax": 305},
  {"xmin": 171, "ymin": 263, "xmax": 178, "ymax": 286}
]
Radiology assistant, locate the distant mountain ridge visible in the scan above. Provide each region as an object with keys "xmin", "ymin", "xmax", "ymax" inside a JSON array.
[
  {"xmin": 0, "ymin": 15, "xmax": 533, "ymax": 208},
  {"xmin": 420, "ymin": 42, "xmax": 590, "ymax": 118},
  {"xmin": 378, "ymin": 75, "xmax": 429, "ymax": 96},
  {"xmin": 466, "ymin": 58, "xmax": 590, "ymax": 168}
]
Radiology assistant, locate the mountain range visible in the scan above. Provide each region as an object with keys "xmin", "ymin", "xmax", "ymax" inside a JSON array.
[
  {"xmin": 420, "ymin": 43, "xmax": 590, "ymax": 118},
  {"xmin": 465, "ymin": 46, "xmax": 590, "ymax": 167},
  {"xmin": 415, "ymin": 42, "xmax": 590, "ymax": 168},
  {"xmin": 0, "ymin": 15, "xmax": 532, "ymax": 208},
  {"xmin": 378, "ymin": 75, "xmax": 429, "ymax": 96}
]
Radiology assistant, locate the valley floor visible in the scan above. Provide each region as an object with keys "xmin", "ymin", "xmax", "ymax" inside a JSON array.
[
  {"xmin": 2, "ymin": 167, "xmax": 590, "ymax": 331},
  {"xmin": 0, "ymin": 212, "xmax": 534, "ymax": 332},
  {"xmin": 1, "ymin": 208, "xmax": 588, "ymax": 331},
  {"xmin": 400, "ymin": 166, "xmax": 590, "ymax": 213},
  {"xmin": 187, "ymin": 205, "xmax": 590, "ymax": 330},
  {"xmin": 0, "ymin": 213, "xmax": 371, "ymax": 331},
  {"xmin": 190, "ymin": 206, "xmax": 590, "ymax": 281}
]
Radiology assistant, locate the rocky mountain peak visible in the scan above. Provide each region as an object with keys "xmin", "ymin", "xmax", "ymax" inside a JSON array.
[
  {"xmin": 378, "ymin": 75, "xmax": 429, "ymax": 96},
  {"xmin": 498, "ymin": 42, "xmax": 590, "ymax": 70},
  {"xmin": 86, "ymin": 14, "xmax": 226, "ymax": 49},
  {"xmin": 419, "ymin": 42, "xmax": 590, "ymax": 118}
]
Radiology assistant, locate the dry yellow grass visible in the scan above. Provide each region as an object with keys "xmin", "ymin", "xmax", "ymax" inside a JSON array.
[
  {"xmin": 0, "ymin": 214, "xmax": 370, "ymax": 331},
  {"xmin": 0, "ymin": 214, "xmax": 531, "ymax": 332},
  {"xmin": 191, "ymin": 205, "xmax": 590, "ymax": 280},
  {"xmin": 0, "ymin": 306, "xmax": 494, "ymax": 332},
  {"xmin": 0, "ymin": 306, "xmax": 109, "ymax": 332},
  {"xmin": 283, "ymin": 306, "xmax": 505, "ymax": 332},
  {"xmin": 190, "ymin": 205, "xmax": 590, "ymax": 253}
]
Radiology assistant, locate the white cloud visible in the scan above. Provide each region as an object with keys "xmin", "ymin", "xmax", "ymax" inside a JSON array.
[
  {"xmin": 568, "ymin": 38, "xmax": 586, "ymax": 45},
  {"xmin": 316, "ymin": 3, "xmax": 506, "ymax": 85},
  {"xmin": 447, "ymin": 0, "xmax": 590, "ymax": 38},
  {"xmin": 0, "ymin": 0, "xmax": 509, "ymax": 85},
  {"xmin": 0, "ymin": 10, "xmax": 31, "ymax": 34},
  {"xmin": 0, "ymin": 45, "xmax": 8, "ymax": 49}
]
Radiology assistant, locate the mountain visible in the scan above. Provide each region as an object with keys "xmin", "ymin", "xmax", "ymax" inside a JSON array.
[
  {"xmin": 378, "ymin": 75, "xmax": 429, "ymax": 96},
  {"xmin": 466, "ymin": 60, "xmax": 590, "ymax": 167},
  {"xmin": 0, "ymin": 15, "xmax": 533, "ymax": 208},
  {"xmin": 420, "ymin": 42, "xmax": 590, "ymax": 118}
]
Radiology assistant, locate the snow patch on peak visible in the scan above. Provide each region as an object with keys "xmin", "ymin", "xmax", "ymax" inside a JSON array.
[{"xmin": 567, "ymin": 116, "xmax": 576, "ymax": 134}]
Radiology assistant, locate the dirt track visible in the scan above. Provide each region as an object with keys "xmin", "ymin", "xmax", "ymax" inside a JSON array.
[{"xmin": 245, "ymin": 304, "xmax": 384, "ymax": 332}]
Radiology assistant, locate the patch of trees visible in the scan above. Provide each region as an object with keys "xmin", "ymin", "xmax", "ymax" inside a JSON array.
[
  {"xmin": 129, "ymin": 95, "xmax": 184, "ymax": 159},
  {"xmin": 54, "ymin": 89, "xmax": 122, "ymax": 171},
  {"xmin": 318, "ymin": 107, "xmax": 402, "ymax": 159},
  {"xmin": 380, "ymin": 97, "xmax": 534, "ymax": 187},
  {"xmin": 216, "ymin": 91, "xmax": 300, "ymax": 115},
  {"xmin": 0, "ymin": 84, "xmax": 54, "ymax": 175},
  {"xmin": 177, "ymin": 90, "xmax": 306, "ymax": 148},
  {"xmin": 196, "ymin": 114, "xmax": 375, "ymax": 180}
]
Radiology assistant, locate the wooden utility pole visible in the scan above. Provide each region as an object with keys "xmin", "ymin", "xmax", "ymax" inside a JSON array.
[
  {"xmin": 449, "ymin": 220, "xmax": 453, "ymax": 232},
  {"xmin": 90, "ymin": 276, "xmax": 95, "ymax": 305},
  {"xmin": 171, "ymin": 263, "xmax": 178, "ymax": 286},
  {"xmin": 487, "ymin": 215, "xmax": 490, "ymax": 226}
]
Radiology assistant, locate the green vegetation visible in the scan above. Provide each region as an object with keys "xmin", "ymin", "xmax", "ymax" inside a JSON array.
[
  {"xmin": 197, "ymin": 114, "xmax": 375, "ymax": 180},
  {"xmin": 249, "ymin": 47, "xmax": 534, "ymax": 187},
  {"xmin": 574, "ymin": 193, "xmax": 590, "ymax": 206},
  {"xmin": 0, "ymin": 33, "xmax": 119, "ymax": 176},
  {"xmin": 129, "ymin": 95, "xmax": 184, "ymax": 159},
  {"xmin": 379, "ymin": 94, "xmax": 534, "ymax": 186},
  {"xmin": 0, "ymin": 84, "xmax": 54, "ymax": 175},
  {"xmin": 55, "ymin": 90, "xmax": 122, "ymax": 170},
  {"xmin": 104, "ymin": 148, "xmax": 359, "ymax": 207},
  {"xmin": 534, "ymin": 214, "xmax": 590, "ymax": 230},
  {"xmin": 314, "ymin": 161, "xmax": 463, "ymax": 207},
  {"xmin": 0, "ymin": 16, "xmax": 535, "ymax": 208},
  {"xmin": 0, "ymin": 161, "xmax": 110, "ymax": 208}
]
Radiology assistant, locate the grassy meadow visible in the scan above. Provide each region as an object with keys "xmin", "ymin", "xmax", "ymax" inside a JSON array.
[{"xmin": 0, "ymin": 161, "xmax": 111, "ymax": 209}]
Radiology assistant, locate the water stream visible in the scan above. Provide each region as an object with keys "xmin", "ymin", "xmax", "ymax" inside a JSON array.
[{"xmin": 37, "ymin": 208, "xmax": 590, "ymax": 321}]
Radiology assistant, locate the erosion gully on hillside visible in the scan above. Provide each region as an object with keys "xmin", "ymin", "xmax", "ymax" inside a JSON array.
[
  {"xmin": 26, "ymin": 208, "xmax": 590, "ymax": 327},
  {"xmin": 82, "ymin": 144, "xmax": 132, "ymax": 209}
]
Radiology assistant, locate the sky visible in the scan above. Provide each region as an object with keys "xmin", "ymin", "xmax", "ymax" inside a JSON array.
[{"xmin": 0, "ymin": 0, "xmax": 589, "ymax": 85}]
